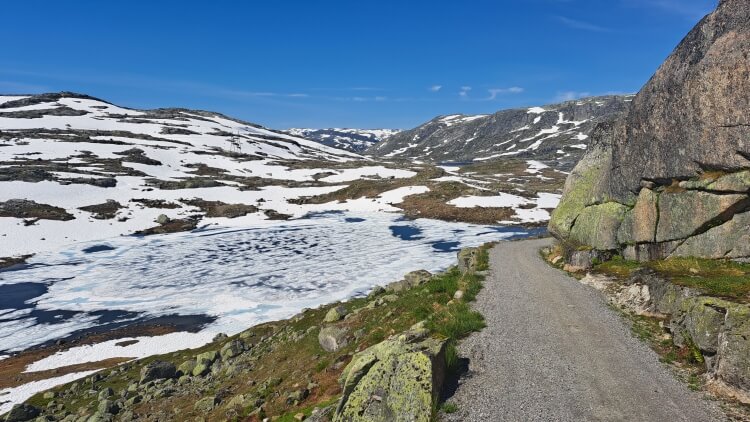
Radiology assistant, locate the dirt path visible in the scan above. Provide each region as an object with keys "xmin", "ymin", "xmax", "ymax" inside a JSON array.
[{"xmin": 444, "ymin": 238, "xmax": 724, "ymax": 421}]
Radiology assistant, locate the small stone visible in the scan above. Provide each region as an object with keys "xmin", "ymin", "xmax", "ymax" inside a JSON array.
[
  {"xmin": 318, "ymin": 326, "xmax": 349, "ymax": 352},
  {"xmin": 194, "ymin": 396, "xmax": 219, "ymax": 412},
  {"xmin": 220, "ymin": 340, "xmax": 245, "ymax": 360},
  {"xmin": 43, "ymin": 391, "xmax": 57, "ymax": 399},
  {"xmin": 453, "ymin": 290, "xmax": 464, "ymax": 300},
  {"xmin": 155, "ymin": 214, "xmax": 170, "ymax": 225},
  {"xmin": 97, "ymin": 387, "xmax": 114, "ymax": 400},
  {"xmin": 324, "ymin": 305, "xmax": 348, "ymax": 323},
  {"xmin": 294, "ymin": 413, "xmax": 306, "ymax": 421},
  {"xmin": 212, "ymin": 333, "xmax": 228, "ymax": 342},
  {"xmin": 97, "ymin": 399, "xmax": 119, "ymax": 415}
]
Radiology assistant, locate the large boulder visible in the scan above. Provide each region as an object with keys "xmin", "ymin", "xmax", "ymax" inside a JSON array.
[
  {"xmin": 333, "ymin": 329, "xmax": 447, "ymax": 422},
  {"xmin": 608, "ymin": 0, "xmax": 750, "ymax": 201},
  {"xmin": 550, "ymin": 0, "xmax": 750, "ymax": 259}
]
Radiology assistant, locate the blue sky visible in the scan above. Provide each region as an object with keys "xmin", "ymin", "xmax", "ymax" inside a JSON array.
[{"xmin": 0, "ymin": 0, "xmax": 716, "ymax": 129}]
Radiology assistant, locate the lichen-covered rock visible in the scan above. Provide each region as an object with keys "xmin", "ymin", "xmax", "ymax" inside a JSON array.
[
  {"xmin": 177, "ymin": 360, "xmax": 196, "ymax": 376},
  {"xmin": 671, "ymin": 211, "xmax": 750, "ymax": 259},
  {"xmin": 708, "ymin": 170, "xmax": 750, "ymax": 193},
  {"xmin": 549, "ymin": 121, "xmax": 620, "ymax": 239},
  {"xmin": 139, "ymin": 360, "xmax": 176, "ymax": 384},
  {"xmin": 334, "ymin": 331, "xmax": 447, "ymax": 422},
  {"xmin": 716, "ymin": 304, "xmax": 750, "ymax": 393},
  {"xmin": 617, "ymin": 188, "xmax": 658, "ymax": 244},
  {"xmin": 220, "ymin": 339, "xmax": 245, "ymax": 359},
  {"xmin": 569, "ymin": 202, "xmax": 628, "ymax": 250},
  {"xmin": 457, "ymin": 247, "xmax": 479, "ymax": 273},
  {"xmin": 318, "ymin": 326, "xmax": 349, "ymax": 353},
  {"xmin": 549, "ymin": 0, "xmax": 750, "ymax": 258},
  {"xmin": 403, "ymin": 270, "xmax": 432, "ymax": 287},
  {"xmin": 655, "ymin": 191, "xmax": 748, "ymax": 242},
  {"xmin": 324, "ymin": 305, "xmax": 348, "ymax": 323},
  {"xmin": 194, "ymin": 396, "xmax": 219, "ymax": 412}
]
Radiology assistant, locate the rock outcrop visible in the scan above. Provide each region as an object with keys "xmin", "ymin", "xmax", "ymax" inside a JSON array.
[
  {"xmin": 550, "ymin": 0, "xmax": 750, "ymax": 261},
  {"xmin": 581, "ymin": 270, "xmax": 750, "ymax": 402}
]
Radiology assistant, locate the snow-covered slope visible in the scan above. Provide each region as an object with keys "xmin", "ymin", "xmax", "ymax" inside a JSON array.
[
  {"xmin": 0, "ymin": 92, "xmax": 423, "ymax": 256},
  {"xmin": 285, "ymin": 128, "xmax": 399, "ymax": 153},
  {"xmin": 369, "ymin": 95, "xmax": 633, "ymax": 170}
]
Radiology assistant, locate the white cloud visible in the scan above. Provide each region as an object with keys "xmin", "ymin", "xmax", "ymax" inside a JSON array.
[
  {"xmin": 487, "ymin": 87, "xmax": 524, "ymax": 100},
  {"xmin": 429, "ymin": 85, "xmax": 442, "ymax": 92},
  {"xmin": 555, "ymin": 16, "xmax": 611, "ymax": 32},
  {"xmin": 555, "ymin": 91, "xmax": 592, "ymax": 102},
  {"xmin": 459, "ymin": 86, "xmax": 472, "ymax": 98}
]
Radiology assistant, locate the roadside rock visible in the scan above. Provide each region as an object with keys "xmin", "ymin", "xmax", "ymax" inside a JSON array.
[
  {"xmin": 334, "ymin": 330, "xmax": 448, "ymax": 422},
  {"xmin": 457, "ymin": 247, "xmax": 479, "ymax": 273},
  {"xmin": 549, "ymin": 0, "xmax": 750, "ymax": 260}
]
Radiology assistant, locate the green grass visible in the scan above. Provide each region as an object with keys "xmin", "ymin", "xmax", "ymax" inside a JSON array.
[
  {"xmin": 441, "ymin": 402, "xmax": 459, "ymax": 414},
  {"xmin": 649, "ymin": 257, "xmax": 750, "ymax": 300},
  {"xmin": 594, "ymin": 256, "xmax": 750, "ymax": 302},
  {"xmin": 593, "ymin": 255, "xmax": 642, "ymax": 278}
]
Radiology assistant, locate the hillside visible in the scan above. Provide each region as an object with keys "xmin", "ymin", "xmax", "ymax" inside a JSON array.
[
  {"xmin": 369, "ymin": 95, "xmax": 633, "ymax": 170},
  {"xmin": 285, "ymin": 128, "xmax": 399, "ymax": 153},
  {"xmin": 0, "ymin": 92, "xmax": 425, "ymax": 257}
]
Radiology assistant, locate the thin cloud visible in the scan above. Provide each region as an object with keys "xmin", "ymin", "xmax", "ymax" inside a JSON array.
[
  {"xmin": 622, "ymin": 0, "xmax": 715, "ymax": 20},
  {"xmin": 0, "ymin": 80, "xmax": 49, "ymax": 93},
  {"xmin": 459, "ymin": 86, "xmax": 472, "ymax": 98},
  {"xmin": 555, "ymin": 16, "xmax": 611, "ymax": 32},
  {"xmin": 555, "ymin": 91, "xmax": 592, "ymax": 102},
  {"xmin": 487, "ymin": 87, "xmax": 524, "ymax": 100},
  {"xmin": 429, "ymin": 85, "xmax": 442, "ymax": 92}
]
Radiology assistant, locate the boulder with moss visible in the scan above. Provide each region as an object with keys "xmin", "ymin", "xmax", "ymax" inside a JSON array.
[
  {"xmin": 333, "ymin": 327, "xmax": 447, "ymax": 422},
  {"xmin": 550, "ymin": 0, "xmax": 750, "ymax": 263}
]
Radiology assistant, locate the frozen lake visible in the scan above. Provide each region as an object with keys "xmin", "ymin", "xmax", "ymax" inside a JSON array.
[{"xmin": 0, "ymin": 211, "xmax": 543, "ymax": 354}]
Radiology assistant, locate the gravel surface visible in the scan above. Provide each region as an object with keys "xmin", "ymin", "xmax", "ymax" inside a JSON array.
[{"xmin": 443, "ymin": 238, "xmax": 725, "ymax": 421}]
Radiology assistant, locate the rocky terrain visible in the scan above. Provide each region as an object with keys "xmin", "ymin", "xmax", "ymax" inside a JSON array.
[
  {"xmin": 368, "ymin": 95, "xmax": 633, "ymax": 171},
  {"xmin": 284, "ymin": 129, "xmax": 399, "ymax": 153},
  {"xmin": 550, "ymin": 0, "xmax": 750, "ymax": 262},
  {"xmin": 0, "ymin": 246, "xmax": 491, "ymax": 421}
]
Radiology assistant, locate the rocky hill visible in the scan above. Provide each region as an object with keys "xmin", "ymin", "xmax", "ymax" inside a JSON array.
[
  {"xmin": 0, "ymin": 92, "xmax": 434, "ymax": 257},
  {"xmin": 550, "ymin": 0, "xmax": 750, "ymax": 262},
  {"xmin": 368, "ymin": 95, "xmax": 633, "ymax": 171},
  {"xmin": 285, "ymin": 128, "xmax": 399, "ymax": 153}
]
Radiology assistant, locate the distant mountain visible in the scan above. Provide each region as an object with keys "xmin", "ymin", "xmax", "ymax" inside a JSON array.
[
  {"xmin": 286, "ymin": 128, "xmax": 400, "ymax": 153},
  {"xmin": 368, "ymin": 95, "xmax": 633, "ymax": 170}
]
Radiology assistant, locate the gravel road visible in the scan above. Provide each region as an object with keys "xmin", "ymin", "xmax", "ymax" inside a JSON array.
[{"xmin": 443, "ymin": 238, "xmax": 724, "ymax": 421}]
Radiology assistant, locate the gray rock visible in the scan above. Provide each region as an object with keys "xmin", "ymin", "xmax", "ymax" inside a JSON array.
[
  {"xmin": 318, "ymin": 326, "xmax": 349, "ymax": 353},
  {"xmin": 194, "ymin": 396, "xmax": 219, "ymax": 412},
  {"xmin": 155, "ymin": 214, "xmax": 170, "ymax": 225},
  {"xmin": 549, "ymin": 0, "xmax": 750, "ymax": 258},
  {"xmin": 139, "ymin": 360, "xmax": 176, "ymax": 383},
  {"xmin": 4, "ymin": 404, "xmax": 41, "ymax": 422},
  {"xmin": 403, "ymin": 270, "xmax": 432, "ymax": 287},
  {"xmin": 220, "ymin": 340, "xmax": 245, "ymax": 360},
  {"xmin": 324, "ymin": 305, "xmax": 348, "ymax": 323}
]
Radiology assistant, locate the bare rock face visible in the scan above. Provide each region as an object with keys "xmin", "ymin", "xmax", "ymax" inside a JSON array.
[
  {"xmin": 550, "ymin": 0, "xmax": 750, "ymax": 261},
  {"xmin": 609, "ymin": 0, "xmax": 750, "ymax": 201}
]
